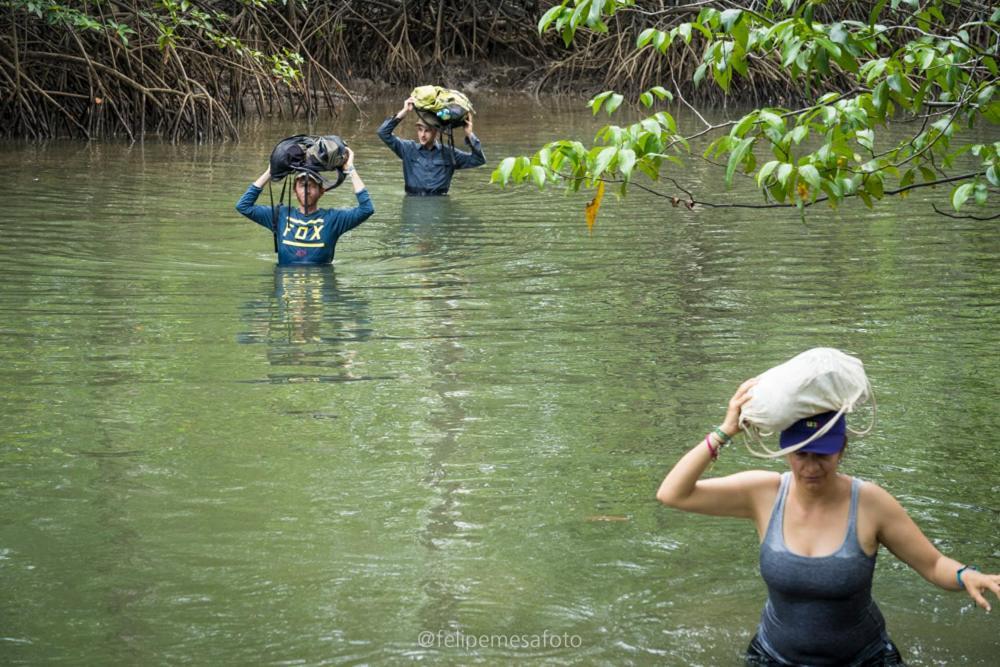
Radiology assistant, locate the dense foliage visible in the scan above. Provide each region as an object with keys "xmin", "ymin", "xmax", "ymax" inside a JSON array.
[
  {"xmin": 4, "ymin": 1, "xmax": 919, "ymax": 143},
  {"xmin": 0, "ymin": 0, "xmax": 549, "ymax": 141},
  {"xmin": 494, "ymin": 0, "xmax": 1000, "ymax": 220}
]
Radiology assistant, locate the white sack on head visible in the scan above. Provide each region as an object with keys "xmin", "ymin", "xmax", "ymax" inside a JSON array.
[{"xmin": 739, "ymin": 348, "xmax": 875, "ymax": 457}]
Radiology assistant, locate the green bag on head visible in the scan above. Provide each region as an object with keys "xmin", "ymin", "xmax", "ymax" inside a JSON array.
[{"xmin": 410, "ymin": 85, "xmax": 474, "ymax": 129}]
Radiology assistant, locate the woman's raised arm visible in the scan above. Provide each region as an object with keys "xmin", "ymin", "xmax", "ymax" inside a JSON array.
[{"xmin": 656, "ymin": 378, "xmax": 777, "ymax": 520}]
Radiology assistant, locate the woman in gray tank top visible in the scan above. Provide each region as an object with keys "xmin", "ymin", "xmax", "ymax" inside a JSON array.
[{"xmin": 656, "ymin": 378, "xmax": 1000, "ymax": 666}]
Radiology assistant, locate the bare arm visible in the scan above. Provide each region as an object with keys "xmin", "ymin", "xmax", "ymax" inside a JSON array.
[
  {"xmin": 873, "ymin": 484, "xmax": 1000, "ymax": 611},
  {"xmin": 342, "ymin": 148, "xmax": 366, "ymax": 194},
  {"xmin": 253, "ymin": 167, "xmax": 271, "ymax": 188},
  {"xmin": 656, "ymin": 379, "xmax": 776, "ymax": 520}
]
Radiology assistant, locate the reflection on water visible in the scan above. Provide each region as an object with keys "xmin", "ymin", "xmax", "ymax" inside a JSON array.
[
  {"xmin": 238, "ymin": 265, "xmax": 380, "ymax": 385},
  {"xmin": 0, "ymin": 97, "xmax": 997, "ymax": 666}
]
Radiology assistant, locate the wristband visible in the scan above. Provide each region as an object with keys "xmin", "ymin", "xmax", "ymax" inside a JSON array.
[
  {"xmin": 344, "ymin": 167, "xmax": 355, "ymax": 175},
  {"xmin": 713, "ymin": 427, "xmax": 733, "ymax": 445},
  {"xmin": 957, "ymin": 565, "xmax": 978, "ymax": 588}
]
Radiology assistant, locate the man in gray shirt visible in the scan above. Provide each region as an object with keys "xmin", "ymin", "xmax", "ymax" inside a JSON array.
[{"xmin": 377, "ymin": 96, "xmax": 486, "ymax": 196}]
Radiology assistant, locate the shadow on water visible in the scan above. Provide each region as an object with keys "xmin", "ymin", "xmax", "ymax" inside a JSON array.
[{"xmin": 236, "ymin": 265, "xmax": 390, "ymax": 387}]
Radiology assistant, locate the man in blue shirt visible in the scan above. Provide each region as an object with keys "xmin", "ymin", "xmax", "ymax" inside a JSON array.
[
  {"xmin": 377, "ymin": 96, "xmax": 486, "ymax": 196},
  {"xmin": 236, "ymin": 147, "xmax": 374, "ymax": 265}
]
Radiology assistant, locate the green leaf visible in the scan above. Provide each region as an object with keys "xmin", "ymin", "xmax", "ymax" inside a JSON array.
[
  {"xmin": 654, "ymin": 30, "xmax": 670, "ymax": 52},
  {"xmin": 867, "ymin": 175, "xmax": 884, "ymax": 199},
  {"xmin": 538, "ymin": 146, "xmax": 552, "ymax": 168},
  {"xmin": 977, "ymin": 85, "xmax": 996, "ymax": 107},
  {"xmin": 862, "ymin": 58, "xmax": 888, "ymax": 84},
  {"xmin": 856, "ymin": 129, "xmax": 875, "ymax": 151},
  {"xmin": 639, "ymin": 92, "xmax": 653, "ymax": 107},
  {"xmin": 951, "ymin": 182, "xmax": 974, "ymax": 211},
  {"xmin": 789, "ymin": 125, "xmax": 809, "ymax": 144},
  {"xmin": 986, "ymin": 165, "xmax": 999, "ymax": 187},
  {"xmin": 618, "ymin": 148, "xmax": 636, "ymax": 182},
  {"xmin": 872, "ymin": 81, "xmax": 888, "ymax": 115},
  {"xmin": 705, "ymin": 135, "xmax": 732, "ymax": 160},
  {"xmin": 494, "ymin": 157, "xmax": 516, "ymax": 186},
  {"xmin": 799, "ymin": 164, "xmax": 822, "ymax": 189},
  {"xmin": 678, "ymin": 22, "xmax": 692, "ymax": 44},
  {"xmin": 593, "ymin": 146, "xmax": 618, "ymax": 178},
  {"xmin": 732, "ymin": 111, "xmax": 758, "ymax": 138},
  {"xmin": 655, "ymin": 111, "xmax": 677, "ymax": 133},
  {"xmin": 637, "ymin": 159, "xmax": 660, "ymax": 181},
  {"xmin": 588, "ymin": 91, "xmax": 614, "ymax": 115},
  {"xmin": 757, "ymin": 160, "xmax": 780, "ymax": 186},
  {"xmin": 777, "ymin": 162, "xmax": 794, "ymax": 186},
  {"xmin": 887, "ymin": 73, "xmax": 904, "ymax": 94},
  {"xmin": 782, "ymin": 39, "xmax": 802, "ymax": 68},
  {"xmin": 725, "ymin": 137, "xmax": 755, "ymax": 187},
  {"xmin": 650, "ymin": 86, "xmax": 672, "ymax": 100},
  {"xmin": 561, "ymin": 22, "xmax": 574, "ymax": 47},
  {"xmin": 759, "ymin": 110, "xmax": 783, "ymax": 130},
  {"xmin": 821, "ymin": 178, "xmax": 843, "ymax": 200},
  {"xmin": 731, "ymin": 43, "xmax": 749, "ymax": 77},
  {"xmin": 974, "ymin": 182, "xmax": 988, "ymax": 206},
  {"xmin": 919, "ymin": 48, "xmax": 935, "ymax": 71},
  {"xmin": 868, "ymin": 0, "xmax": 887, "ymax": 26},
  {"xmin": 538, "ymin": 5, "xmax": 565, "ymax": 34},
  {"xmin": 829, "ymin": 23, "xmax": 849, "ymax": 45},
  {"xmin": 720, "ymin": 9, "xmax": 742, "ymax": 31},
  {"xmin": 587, "ymin": 0, "xmax": 603, "ymax": 26},
  {"xmin": 693, "ymin": 62, "xmax": 709, "ymax": 86},
  {"xmin": 516, "ymin": 156, "xmax": 532, "ymax": 181},
  {"xmin": 605, "ymin": 93, "xmax": 625, "ymax": 115},
  {"xmin": 637, "ymin": 27, "xmax": 656, "ymax": 48}
]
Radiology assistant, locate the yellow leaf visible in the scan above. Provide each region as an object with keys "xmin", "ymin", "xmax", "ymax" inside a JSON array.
[{"xmin": 585, "ymin": 181, "xmax": 605, "ymax": 231}]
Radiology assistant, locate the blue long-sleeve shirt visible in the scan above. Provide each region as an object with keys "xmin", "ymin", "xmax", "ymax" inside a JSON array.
[
  {"xmin": 376, "ymin": 116, "xmax": 486, "ymax": 195},
  {"xmin": 235, "ymin": 185, "xmax": 374, "ymax": 265}
]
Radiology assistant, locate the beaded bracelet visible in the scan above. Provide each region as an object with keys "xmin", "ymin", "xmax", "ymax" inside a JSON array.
[
  {"xmin": 704, "ymin": 434, "xmax": 719, "ymax": 460},
  {"xmin": 957, "ymin": 564, "xmax": 978, "ymax": 588}
]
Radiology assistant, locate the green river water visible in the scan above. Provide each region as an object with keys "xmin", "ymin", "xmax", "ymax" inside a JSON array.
[{"xmin": 1, "ymin": 96, "xmax": 997, "ymax": 665}]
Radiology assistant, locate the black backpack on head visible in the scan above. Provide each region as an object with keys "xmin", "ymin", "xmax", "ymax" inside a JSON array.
[
  {"xmin": 265, "ymin": 134, "xmax": 349, "ymax": 254},
  {"xmin": 269, "ymin": 134, "xmax": 348, "ymax": 189}
]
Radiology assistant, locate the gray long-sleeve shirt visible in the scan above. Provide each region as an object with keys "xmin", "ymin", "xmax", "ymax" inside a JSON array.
[{"xmin": 376, "ymin": 116, "xmax": 486, "ymax": 195}]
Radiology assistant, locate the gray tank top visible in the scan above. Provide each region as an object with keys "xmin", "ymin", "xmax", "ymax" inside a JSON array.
[{"xmin": 757, "ymin": 472, "xmax": 887, "ymax": 665}]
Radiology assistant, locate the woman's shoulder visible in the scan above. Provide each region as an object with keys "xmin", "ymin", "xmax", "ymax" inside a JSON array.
[
  {"xmin": 854, "ymin": 476, "xmax": 889, "ymax": 496},
  {"xmin": 855, "ymin": 477, "xmax": 906, "ymax": 514}
]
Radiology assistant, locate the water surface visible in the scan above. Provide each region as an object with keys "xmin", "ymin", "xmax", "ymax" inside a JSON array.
[{"xmin": 1, "ymin": 96, "xmax": 997, "ymax": 665}]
